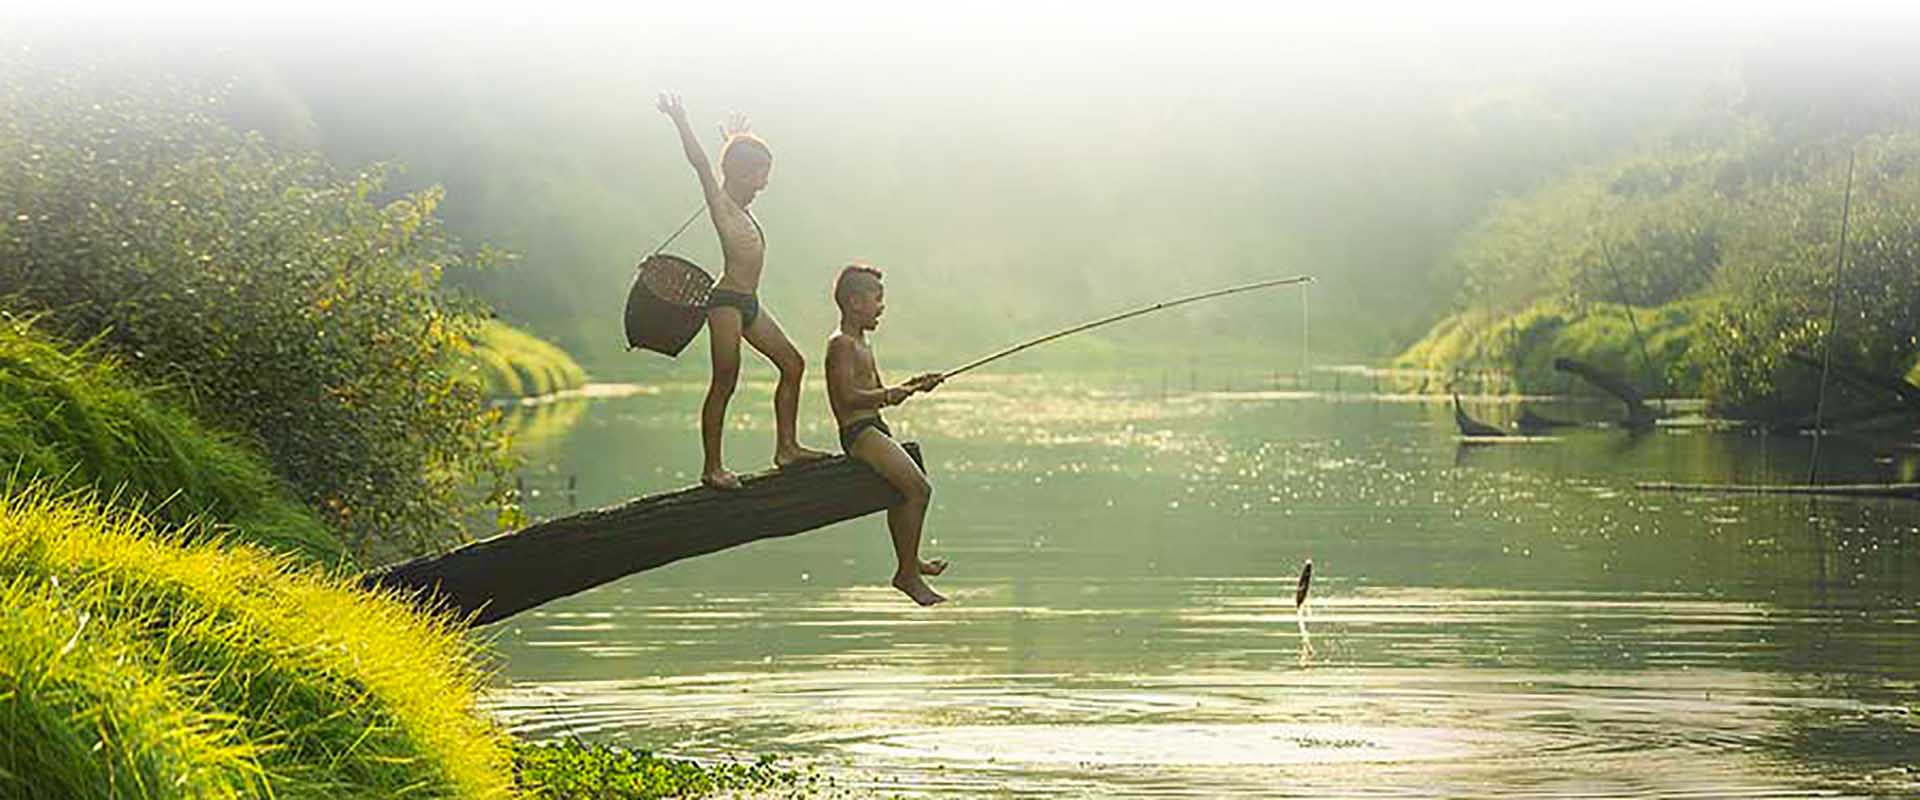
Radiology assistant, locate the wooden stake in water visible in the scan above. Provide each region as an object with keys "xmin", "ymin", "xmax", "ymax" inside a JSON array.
[{"xmin": 937, "ymin": 276, "xmax": 1315, "ymax": 380}]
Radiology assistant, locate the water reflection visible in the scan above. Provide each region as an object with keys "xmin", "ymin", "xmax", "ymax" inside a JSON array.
[{"xmin": 484, "ymin": 373, "xmax": 1920, "ymax": 797}]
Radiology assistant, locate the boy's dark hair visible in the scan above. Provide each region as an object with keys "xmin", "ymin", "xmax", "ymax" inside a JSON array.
[
  {"xmin": 833, "ymin": 263, "xmax": 884, "ymax": 311},
  {"xmin": 720, "ymin": 133, "xmax": 772, "ymax": 181}
]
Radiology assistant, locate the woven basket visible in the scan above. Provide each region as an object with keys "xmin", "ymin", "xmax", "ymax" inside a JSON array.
[{"xmin": 624, "ymin": 253, "xmax": 715, "ymax": 356}]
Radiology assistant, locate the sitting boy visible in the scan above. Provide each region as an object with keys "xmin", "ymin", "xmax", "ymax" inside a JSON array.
[{"xmin": 824, "ymin": 264, "xmax": 950, "ymax": 605}]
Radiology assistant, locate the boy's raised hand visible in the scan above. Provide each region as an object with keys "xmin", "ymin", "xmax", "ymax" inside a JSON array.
[
  {"xmin": 718, "ymin": 111, "xmax": 753, "ymax": 141},
  {"xmin": 656, "ymin": 91, "xmax": 687, "ymax": 120}
]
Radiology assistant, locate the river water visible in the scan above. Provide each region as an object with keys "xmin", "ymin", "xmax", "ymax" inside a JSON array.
[{"xmin": 483, "ymin": 373, "xmax": 1920, "ymax": 798}]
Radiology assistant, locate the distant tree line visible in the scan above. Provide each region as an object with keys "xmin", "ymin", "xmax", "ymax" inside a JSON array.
[{"xmin": 1405, "ymin": 42, "xmax": 1920, "ymax": 419}]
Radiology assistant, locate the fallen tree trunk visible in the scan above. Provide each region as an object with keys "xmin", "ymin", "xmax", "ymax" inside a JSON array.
[
  {"xmin": 1636, "ymin": 480, "xmax": 1920, "ymax": 500},
  {"xmin": 1785, "ymin": 351, "xmax": 1920, "ymax": 414},
  {"xmin": 363, "ymin": 443, "xmax": 923, "ymax": 625},
  {"xmin": 1553, "ymin": 357, "xmax": 1657, "ymax": 429},
  {"xmin": 1770, "ymin": 402, "xmax": 1916, "ymax": 435}
]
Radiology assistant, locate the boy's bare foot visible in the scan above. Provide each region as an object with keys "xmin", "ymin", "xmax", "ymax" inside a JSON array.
[
  {"xmin": 919, "ymin": 558, "xmax": 949, "ymax": 576},
  {"xmin": 891, "ymin": 573, "xmax": 947, "ymax": 606},
  {"xmin": 701, "ymin": 468, "xmax": 743, "ymax": 491},
  {"xmin": 774, "ymin": 445, "xmax": 833, "ymax": 469}
]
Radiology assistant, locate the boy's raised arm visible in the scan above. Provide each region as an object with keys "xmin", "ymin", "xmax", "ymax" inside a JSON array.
[{"xmin": 656, "ymin": 91, "xmax": 721, "ymax": 202}]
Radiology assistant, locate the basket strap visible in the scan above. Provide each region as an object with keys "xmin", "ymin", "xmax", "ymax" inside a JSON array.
[{"xmin": 649, "ymin": 204, "xmax": 708, "ymax": 258}]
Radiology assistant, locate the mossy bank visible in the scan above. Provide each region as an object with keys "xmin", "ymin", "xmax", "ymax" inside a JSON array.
[{"xmin": 467, "ymin": 320, "xmax": 590, "ymax": 400}]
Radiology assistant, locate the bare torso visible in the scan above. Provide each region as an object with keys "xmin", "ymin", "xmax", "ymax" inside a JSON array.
[
  {"xmin": 711, "ymin": 198, "xmax": 765, "ymax": 293},
  {"xmin": 826, "ymin": 330, "xmax": 883, "ymax": 427}
]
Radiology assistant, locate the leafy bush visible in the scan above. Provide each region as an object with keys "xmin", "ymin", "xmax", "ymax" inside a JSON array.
[
  {"xmin": 1698, "ymin": 137, "xmax": 1920, "ymax": 416},
  {"xmin": 0, "ymin": 486, "xmax": 515, "ymax": 798},
  {"xmin": 0, "ymin": 313, "xmax": 343, "ymax": 564},
  {"xmin": 0, "ymin": 54, "xmax": 507, "ymax": 559}
]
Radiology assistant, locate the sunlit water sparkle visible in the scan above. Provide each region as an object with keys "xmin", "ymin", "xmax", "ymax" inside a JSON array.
[{"xmin": 485, "ymin": 374, "xmax": 1920, "ymax": 798}]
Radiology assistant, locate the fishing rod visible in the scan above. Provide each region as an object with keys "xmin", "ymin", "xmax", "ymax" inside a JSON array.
[
  {"xmin": 1597, "ymin": 238, "xmax": 1662, "ymax": 397},
  {"xmin": 933, "ymin": 275, "xmax": 1315, "ymax": 381},
  {"xmin": 1807, "ymin": 148, "xmax": 1858, "ymax": 485}
]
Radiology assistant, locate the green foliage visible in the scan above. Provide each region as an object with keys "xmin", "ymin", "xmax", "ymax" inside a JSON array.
[
  {"xmin": 0, "ymin": 54, "xmax": 508, "ymax": 559},
  {"xmin": 0, "ymin": 487, "xmax": 515, "ymax": 798},
  {"xmin": 1696, "ymin": 136, "xmax": 1920, "ymax": 416},
  {"xmin": 1411, "ymin": 104, "xmax": 1920, "ymax": 415},
  {"xmin": 513, "ymin": 740, "xmax": 810, "ymax": 799},
  {"xmin": 0, "ymin": 314, "xmax": 343, "ymax": 564},
  {"xmin": 1440, "ymin": 135, "xmax": 1750, "ymax": 317},
  {"xmin": 466, "ymin": 320, "xmax": 589, "ymax": 399}
]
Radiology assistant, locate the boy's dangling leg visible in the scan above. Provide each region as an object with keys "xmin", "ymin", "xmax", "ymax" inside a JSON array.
[{"xmin": 850, "ymin": 430, "xmax": 946, "ymax": 606}]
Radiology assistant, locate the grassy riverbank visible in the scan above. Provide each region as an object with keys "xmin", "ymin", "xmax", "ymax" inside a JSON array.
[
  {"xmin": 468, "ymin": 320, "xmax": 591, "ymax": 400},
  {"xmin": 0, "ymin": 487, "xmax": 514, "ymax": 798},
  {"xmin": 1395, "ymin": 298, "xmax": 1711, "ymax": 396},
  {"xmin": 0, "ymin": 323, "xmax": 804, "ymax": 798},
  {"xmin": 0, "ymin": 315, "xmax": 345, "ymax": 565},
  {"xmin": 0, "ymin": 55, "xmax": 784, "ymax": 798}
]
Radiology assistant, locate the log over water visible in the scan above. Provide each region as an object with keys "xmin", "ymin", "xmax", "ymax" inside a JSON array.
[{"xmin": 363, "ymin": 443, "xmax": 923, "ymax": 625}]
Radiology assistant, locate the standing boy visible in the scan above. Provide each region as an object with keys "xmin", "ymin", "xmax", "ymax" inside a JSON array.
[
  {"xmin": 824, "ymin": 264, "xmax": 950, "ymax": 605},
  {"xmin": 657, "ymin": 92, "xmax": 829, "ymax": 490}
]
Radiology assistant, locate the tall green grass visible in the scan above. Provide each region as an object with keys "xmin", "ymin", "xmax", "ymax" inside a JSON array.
[
  {"xmin": 0, "ymin": 315, "xmax": 343, "ymax": 565},
  {"xmin": 0, "ymin": 578, "xmax": 260, "ymax": 799},
  {"xmin": 0, "ymin": 487, "xmax": 514, "ymax": 798},
  {"xmin": 466, "ymin": 320, "xmax": 589, "ymax": 400}
]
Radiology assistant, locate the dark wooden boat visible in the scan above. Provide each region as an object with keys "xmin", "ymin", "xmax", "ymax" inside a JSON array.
[
  {"xmin": 1516, "ymin": 408, "xmax": 1578, "ymax": 432},
  {"xmin": 1453, "ymin": 393, "xmax": 1509, "ymax": 437}
]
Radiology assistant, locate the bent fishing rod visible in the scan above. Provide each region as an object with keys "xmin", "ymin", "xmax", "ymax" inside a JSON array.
[{"xmin": 932, "ymin": 275, "xmax": 1315, "ymax": 382}]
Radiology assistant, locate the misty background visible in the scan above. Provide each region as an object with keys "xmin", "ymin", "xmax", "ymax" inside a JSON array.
[{"xmin": 15, "ymin": 6, "xmax": 1911, "ymax": 375}]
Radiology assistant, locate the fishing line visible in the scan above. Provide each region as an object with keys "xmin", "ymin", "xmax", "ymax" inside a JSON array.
[{"xmin": 1300, "ymin": 279, "xmax": 1312, "ymax": 382}]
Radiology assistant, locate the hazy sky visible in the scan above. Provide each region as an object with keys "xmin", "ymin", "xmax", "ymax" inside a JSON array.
[{"xmin": 13, "ymin": 2, "xmax": 1918, "ymax": 368}]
